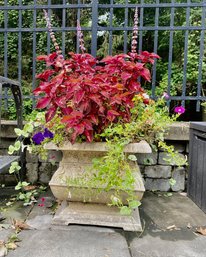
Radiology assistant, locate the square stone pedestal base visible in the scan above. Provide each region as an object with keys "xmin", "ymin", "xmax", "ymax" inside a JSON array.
[{"xmin": 52, "ymin": 201, "xmax": 142, "ymax": 232}]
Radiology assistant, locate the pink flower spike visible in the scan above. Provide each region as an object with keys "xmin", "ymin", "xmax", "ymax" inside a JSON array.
[
  {"xmin": 163, "ymin": 92, "xmax": 169, "ymax": 100},
  {"xmin": 131, "ymin": 7, "xmax": 139, "ymax": 53},
  {"xmin": 41, "ymin": 197, "xmax": 45, "ymax": 202},
  {"xmin": 77, "ymin": 20, "xmax": 86, "ymax": 54},
  {"xmin": 174, "ymin": 106, "xmax": 185, "ymax": 114},
  {"xmin": 43, "ymin": 9, "xmax": 63, "ymax": 58}
]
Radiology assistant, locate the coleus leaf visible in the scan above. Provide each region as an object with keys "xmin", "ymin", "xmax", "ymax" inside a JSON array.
[
  {"xmin": 36, "ymin": 97, "xmax": 51, "ymax": 109},
  {"xmin": 74, "ymin": 89, "xmax": 85, "ymax": 104},
  {"xmin": 36, "ymin": 70, "xmax": 55, "ymax": 81},
  {"xmin": 84, "ymin": 130, "xmax": 93, "ymax": 142},
  {"xmin": 107, "ymin": 110, "xmax": 120, "ymax": 122},
  {"xmin": 45, "ymin": 106, "xmax": 57, "ymax": 122},
  {"xmin": 140, "ymin": 68, "xmax": 151, "ymax": 82}
]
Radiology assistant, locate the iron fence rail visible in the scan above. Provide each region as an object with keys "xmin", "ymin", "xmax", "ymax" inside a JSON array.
[{"xmin": 1, "ymin": 0, "xmax": 206, "ymax": 113}]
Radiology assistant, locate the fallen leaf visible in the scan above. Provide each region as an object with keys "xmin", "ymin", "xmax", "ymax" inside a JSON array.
[
  {"xmin": 166, "ymin": 225, "xmax": 180, "ymax": 230},
  {"xmin": 179, "ymin": 192, "xmax": 187, "ymax": 197},
  {"xmin": 187, "ymin": 223, "xmax": 192, "ymax": 229},
  {"xmin": 12, "ymin": 220, "xmax": 31, "ymax": 231},
  {"xmin": 196, "ymin": 227, "xmax": 206, "ymax": 236},
  {"xmin": 5, "ymin": 242, "xmax": 18, "ymax": 250},
  {"xmin": 23, "ymin": 185, "xmax": 37, "ymax": 191},
  {"xmin": 5, "ymin": 202, "xmax": 13, "ymax": 207}
]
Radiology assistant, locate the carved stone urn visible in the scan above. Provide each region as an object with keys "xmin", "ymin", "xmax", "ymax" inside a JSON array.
[{"xmin": 46, "ymin": 140, "xmax": 151, "ymax": 231}]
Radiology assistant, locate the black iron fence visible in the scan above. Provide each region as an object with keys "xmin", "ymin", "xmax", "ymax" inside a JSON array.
[{"xmin": 0, "ymin": 0, "xmax": 206, "ymax": 116}]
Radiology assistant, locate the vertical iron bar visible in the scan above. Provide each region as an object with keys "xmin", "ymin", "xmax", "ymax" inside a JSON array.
[
  {"xmin": 138, "ymin": 0, "xmax": 144, "ymax": 53},
  {"xmin": 167, "ymin": 0, "xmax": 175, "ymax": 109},
  {"xmin": 32, "ymin": 0, "xmax": 37, "ymax": 108},
  {"xmin": 3, "ymin": 0, "xmax": 8, "ymax": 109},
  {"xmin": 47, "ymin": 0, "xmax": 51, "ymax": 54},
  {"xmin": 109, "ymin": 0, "xmax": 113, "ymax": 55},
  {"xmin": 181, "ymin": 0, "xmax": 190, "ymax": 108},
  {"xmin": 18, "ymin": 0, "xmax": 22, "ymax": 84},
  {"xmin": 76, "ymin": 0, "xmax": 81, "ymax": 53},
  {"xmin": 91, "ymin": 0, "xmax": 98, "ymax": 57},
  {"xmin": 62, "ymin": 0, "xmax": 66, "ymax": 56},
  {"xmin": 196, "ymin": 5, "xmax": 206, "ymax": 111},
  {"xmin": 151, "ymin": 0, "xmax": 159, "ymax": 98},
  {"xmin": 123, "ymin": 0, "xmax": 129, "ymax": 53}
]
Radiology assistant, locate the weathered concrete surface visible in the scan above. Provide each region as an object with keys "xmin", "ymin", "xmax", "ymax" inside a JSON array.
[
  {"xmin": 7, "ymin": 227, "xmax": 131, "ymax": 257},
  {"xmin": 140, "ymin": 192, "xmax": 206, "ymax": 228},
  {"xmin": 164, "ymin": 122, "xmax": 189, "ymax": 141},
  {"xmin": 126, "ymin": 192, "xmax": 206, "ymax": 257},
  {"xmin": 1, "ymin": 190, "xmax": 206, "ymax": 257}
]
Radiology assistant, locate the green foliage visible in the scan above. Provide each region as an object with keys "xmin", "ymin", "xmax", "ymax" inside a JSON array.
[
  {"xmin": 158, "ymin": 7, "xmax": 206, "ymax": 98},
  {"xmin": 7, "ymin": 110, "xmax": 48, "ymax": 205},
  {"xmin": 99, "ymin": 97, "xmax": 176, "ymax": 146},
  {"xmin": 158, "ymin": 141, "xmax": 188, "ymax": 167},
  {"xmin": 65, "ymin": 96, "xmax": 187, "ymax": 214}
]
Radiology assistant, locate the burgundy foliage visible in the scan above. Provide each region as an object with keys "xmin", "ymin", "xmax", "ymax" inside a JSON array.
[{"xmin": 34, "ymin": 51, "xmax": 159, "ymax": 143}]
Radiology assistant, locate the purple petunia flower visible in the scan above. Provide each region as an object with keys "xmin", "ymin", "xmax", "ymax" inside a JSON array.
[
  {"xmin": 32, "ymin": 132, "xmax": 45, "ymax": 145},
  {"xmin": 174, "ymin": 106, "xmax": 186, "ymax": 114},
  {"xmin": 43, "ymin": 128, "xmax": 54, "ymax": 139}
]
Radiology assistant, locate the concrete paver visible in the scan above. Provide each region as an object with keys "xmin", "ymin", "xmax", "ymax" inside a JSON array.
[
  {"xmin": 1, "ymin": 191, "xmax": 206, "ymax": 257},
  {"xmin": 7, "ymin": 227, "xmax": 131, "ymax": 257}
]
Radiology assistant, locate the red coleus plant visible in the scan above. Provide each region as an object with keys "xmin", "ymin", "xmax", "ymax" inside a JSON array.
[{"xmin": 33, "ymin": 9, "xmax": 159, "ymax": 143}]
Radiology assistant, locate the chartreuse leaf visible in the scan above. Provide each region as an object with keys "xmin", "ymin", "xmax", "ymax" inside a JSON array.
[
  {"xmin": 22, "ymin": 181, "xmax": 30, "ymax": 187},
  {"xmin": 24, "ymin": 123, "xmax": 34, "ymax": 133},
  {"xmin": 9, "ymin": 162, "xmax": 21, "ymax": 174},
  {"xmin": 128, "ymin": 155, "xmax": 137, "ymax": 161},
  {"xmin": 14, "ymin": 141, "xmax": 21, "ymax": 151},
  {"xmin": 15, "ymin": 182, "xmax": 22, "ymax": 190},
  {"xmin": 14, "ymin": 128, "xmax": 29, "ymax": 137},
  {"xmin": 129, "ymin": 200, "xmax": 141, "ymax": 209},
  {"xmin": 14, "ymin": 128, "xmax": 22, "ymax": 137},
  {"xmin": 15, "ymin": 181, "xmax": 29, "ymax": 191},
  {"xmin": 8, "ymin": 145, "xmax": 15, "ymax": 155},
  {"xmin": 120, "ymin": 206, "xmax": 132, "ymax": 216}
]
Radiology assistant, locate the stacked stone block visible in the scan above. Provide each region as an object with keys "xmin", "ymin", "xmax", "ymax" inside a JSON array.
[{"xmin": 137, "ymin": 141, "xmax": 188, "ymax": 192}]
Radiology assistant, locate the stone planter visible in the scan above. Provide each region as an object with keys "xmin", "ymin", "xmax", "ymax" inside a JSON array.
[{"xmin": 46, "ymin": 141, "xmax": 151, "ymax": 231}]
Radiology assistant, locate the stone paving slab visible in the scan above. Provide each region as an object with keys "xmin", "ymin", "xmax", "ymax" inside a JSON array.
[
  {"xmin": 2, "ymin": 191, "xmax": 206, "ymax": 257},
  {"xmin": 140, "ymin": 192, "xmax": 206, "ymax": 229},
  {"xmin": 7, "ymin": 227, "xmax": 131, "ymax": 257},
  {"xmin": 126, "ymin": 192, "xmax": 206, "ymax": 257},
  {"xmin": 130, "ymin": 233, "xmax": 206, "ymax": 257}
]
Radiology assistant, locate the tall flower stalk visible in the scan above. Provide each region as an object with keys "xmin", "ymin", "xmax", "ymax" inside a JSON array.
[
  {"xmin": 43, "ymin": 9, "xmax": 63, "ymax": 58},
  {"xmin": 131, "ymin": 7, "xmax": 138, "ymax": 53},
  {"xmin": 77, "ymin": 20, "xmax": 86, "ymax": 53}
]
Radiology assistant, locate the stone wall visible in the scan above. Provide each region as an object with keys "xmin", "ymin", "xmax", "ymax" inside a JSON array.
[{"xmin": 0, "ymin": 121, "xmax": 190, "ymax": 192}]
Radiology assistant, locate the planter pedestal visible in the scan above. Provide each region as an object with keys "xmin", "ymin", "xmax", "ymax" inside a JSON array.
[
  {"xmin": 47, "ymin": 141, "xmax": 151, "ymax": 231},
  {"xmin": 53, "ymin": 202, "xmax": 142, "ymax": 231}
]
